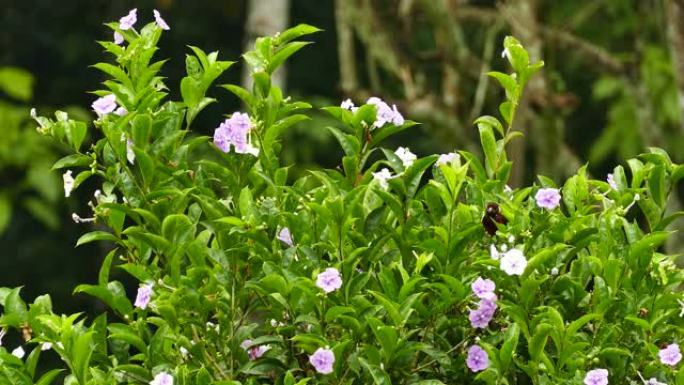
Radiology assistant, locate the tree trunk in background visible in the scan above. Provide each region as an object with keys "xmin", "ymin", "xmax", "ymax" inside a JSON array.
[
  {"xmin": 335, "ymin": 0, "xmax": 358, "ymax": 95},
  {"xmin": 664, "ymin": 0, "xmax": 684, "ymax": 254},
  {"xmin": 242, "ymin": 0, "xmax": 290, "ymax": 90},
  {"xmin": 666, "ymin": 0, "xmax": 684, "ymax": 135},
  {"xmin": 502, "ymin": 0, "xmax": 546, "ymax": 187}
]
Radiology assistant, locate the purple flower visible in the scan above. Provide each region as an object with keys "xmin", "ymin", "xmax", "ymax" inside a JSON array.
[
  {"xmin": 316, "ymin": 268, "xmax": 342, "ymax": 293},
  {"xmin": 584, "ymin": 368, "xmax": 609, "ymax": 385},
  {"xmin": 436, "ymin": 152, "xmax": 459, "ymax": 166},
  {"xmin": 92, "ymin": 94, "xmax": 118, "ymax": 116},
  {"xmin": 309, "ymin": 348, "xmax": 335, "ymax": 374},
  {"xmin": 466, "ymin": 345, "xmax": 489, "ymax": 372},
  {"xmin": 150, "ymin": 372, "xmax": 173, "ymax": 385},
  {"xmin": 113, "ymin": 31, "xmax": 124, "ymax": 45},
  {"xmin": 134, "ymin": 284, "xmax": 153, "ymax": 309},
  {"xmin": 115, "ymin": 106, "xmax": 128, "ymax": 116},
  {"xmin": 659, "ymin": 343, "xmax": 682, "ymax": 366},
  {"xmin": 468, "ymin": 299, "xmax": 497, "ymax": 328},
  {"xmin": 119, "ymin": 9, "xmax": 137, "ymax": 31},
  {"xmin": 471, "ymin": 277, "xmax": 496, "ymax": 300},
  {"xmin": 499, "ymin": 248, "xmax": 527, "ymax": 276},
  {"xmin": 277, "ymin": 227, "xmax": 293, "ymax": 246},
  {"xmin": 607, "ymin": 173, "xmax": 617, "ymax": 190},
  {"xmin": 240, "ymin": 339, "xmax": 271, "ymax": 360},
  {"xmin": 153, "ymin": 10, "xmax": 170, "ymax": 30},
  {"xmin": 394, "ymin": 146, "xmax": 416, "ymax": 168},
  {"xmin": 366, "ymin": 97, "xmax": 404, "ymax": 128},
  {"xmin": 340, "ymin": 98, "xmax": 357, "ymax": 112},
  {"xmin": 535, "ymin": 187, "xmax": 561, "ymax": 210},
  {"xmin": 213, "ymin": 112, "xmax": 259, "ymax": 156}
]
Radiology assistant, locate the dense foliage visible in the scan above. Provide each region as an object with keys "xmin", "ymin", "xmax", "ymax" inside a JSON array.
[{"xmin": 2, "ymin": 9, "xmax": 684, "ymax": 385}]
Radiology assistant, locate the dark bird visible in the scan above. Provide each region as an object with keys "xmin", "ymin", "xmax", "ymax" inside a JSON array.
[{"xmin": 482, "ymin": 202, "xmax": 508, "ymax": 236}]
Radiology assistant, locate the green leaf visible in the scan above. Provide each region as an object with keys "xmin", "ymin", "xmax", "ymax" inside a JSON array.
[
  {"xmin": 499, "ymin": 323, "xmax": 520, "ymax": 373},
  {"xmin": 478, "ymin": 123, "xmax": 498, "ymax": 178},
  {"xmin": 268, "ymin": 41, "xmax": 311, "ymax": 74},
  {"xmin": 0, "ymin": 67, "xmax": 34, "ymax": 101},
  {"xmin": 35, "ymin": 369, "xmax": 64, "ymax": 385},
  {"xmin": 528, "ymin": 323, "xmax": 553, "ymax": 360},
  {"xmin": 76, "ymin": 231, "xmax": 119, "ymax": 247},
  {"xmin": 276, "ymin": 24, "xmax": 322, "ymax": 45}
]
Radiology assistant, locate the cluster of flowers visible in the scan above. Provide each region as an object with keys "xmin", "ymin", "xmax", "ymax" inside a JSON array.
[
  {"xmin": 213, "ymin": 112, "xmax": 259, "ymax": 156},
  {"xmin": 115, "ymin": 8, "xmax": 170, "ymax": 45},
  {"xmin": 372, "ymin": 147, "xmax": 460, "ymax": 190},
  {"xmin": 341, "ymin": 97, "xmax": 404, "ymax": 128}
]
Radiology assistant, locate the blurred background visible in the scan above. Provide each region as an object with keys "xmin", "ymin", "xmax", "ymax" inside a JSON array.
[{"xmin": 1, "ymin": 0, "xmax": 684, "ymax": 315}]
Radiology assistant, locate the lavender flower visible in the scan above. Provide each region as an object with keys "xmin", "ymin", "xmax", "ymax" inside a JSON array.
[
  {"xmin": 113, "ymin": 31, "xmax": 124, "ymax": 45},
  {"xmin": 309, "ymin": 348, "xmax": 335, "ymax": 374},
  {"xmin": 316, "ymin": 268, "xmax": 342, "ymax": 293},
  {"xmin": 436, "ymin": 152, "xmax": 459, "ymax": 166},
  {"xmin": 659, "ymin": 343, "xmax": 682, "ymax": 366},
  {"xmin": 372, "ymin": 168, "xmax": 393, "ymax": 190},
  {"xmin": 366, "ymin": 97, "xmax": 404, "ymax": 128},
  {"xmin": 240, "ymin": 339, "xmax": 271, "ymax": 360},
  {"xmin": 535, "ymin": 187, "xmax": 561, "ymax": 210},
  {"xmin": 340, "ymin": 98, "xmax": 357, "ymax": 112},
  {"xmin": 213, "ymin": 112, "xmax": 259, "ymax": 156},
  {"xmin": 119, "ymin": 9, "xmax": 137, "ymax": 31},
  {"xmin": 468, "ymin": 299, "xmax": 497, "ymax": 329},
  {"xmin": 153, "ymin": 10, "xmax": 170, "ymax": 30},
  {"xmin": 63, "ymin": 170, "xmax": 75, "ymax": 198},
  {"xmin": 607, "ymin": 173, "xmax": 617, "ymax": 190},
  {"xmin": 394, "ymin": 147, "xmax": 416, "ymax": 168},
  {"xmin": 277, "ymin": 227, "xmax": 293, "ymax": 246},
  {"xmin": 115, "ymin": 106, "xmax": 128, "ymax": 116},
  {"xmin": 466, "ymin": 345, "xmax": 489, "ymax": 372},
  {"xmin": 149, "ymin": 372, "xmax": 173, "ymax": 385},
  {"xmin": 584, "ymin": 369, "xmax": 609, "ymax": 385},
  {"xmin": 134, "ymin": 283, "xmax": 153, "ymax": 310},
  {"xmin": 92, "ymin": 94, "xmax": 118, "ymax": 116},
  {"xmin": 499, "ymin": 248, "xmax": 527, "ymax": 276},
  {"xmin": 471, "ymin": 277, "xmax": 496, "ymax": 300}
]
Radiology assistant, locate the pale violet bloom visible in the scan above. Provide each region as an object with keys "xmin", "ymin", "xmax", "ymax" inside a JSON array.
[
  {"xmin": 119, "ymin": 9, "xmax": 137, "ymax": 31},
  {"xmin": 584, "ymin": 368, "xmax": 609, "ymax": 385},
  {"xmin": 659, "ymin": 343, "xmax": 682, "ymax": 366},
  {"xmin": 115, "ymin": 106, "xmax": 128, "ymax": 116},
  {"xmin": 63, "ymin": 170, "xmax": 75, "ymax": 198},
  {"xmin": 499, "ymin": 248, "xmax": 527, "ymax": 276},
  {"xmin": 466, "ymin": 345, "xmax": 489, "ymax": 372},
  {"xmin": 240, "ymin": 339, "xmax": 271, "ymax": 360},
  {"xmin": 366, "ymin": 97, "xmax": 404, "ymax": 128},
  {"xmin": 316, "ymin": 268, "xmax": 342, "ymax": 293},
  {"xmin": 126, "ymin": 139, "xmax": 135, "ymax": 164},
  {"xmin": 40, "ymin": 342, "xmax": 52, "ymax": 351},
  {"xmin": 372, "ymin": 168, "xmax": 393, "ymax": 190},
  {"xmin": 471, "ymin": 277, "xmax": 496, "ymax": 300},
  {"xmin": 607, "ymin": 173, "xmax": 618, "ymax": 190},
  {"xmin": 340, "ymin": 98, "xmax": 357, "ymax": 112},
  {"xmin": 134, "ymin": 283, "xmax": 153, "ymax": 309},
  {"xmin": 113, "ymin": 31, "xmax": 124, "ymax": 45},
  {"xmin": 11, "ymin": 346, "xmax": 25, "ymax": 359},
  {"xmin": 309, "ymin": 348, "xmax": 335, "ymax": 374},
  {"xmin": 92, "ymin": 94, "xmax": 118, "ymax": 116},
  {"xmin": 394, "ymin": 147, "xmax": 416, "ymax": 168},
  {"xmin": 150, "ymin": 372, "xmax": 173, "ymax": 385},
  {"xmin": 535, "ymin": 187, "xmax": 561, "ymax": 210},
  {"xmin": 153, "ymin": 10, "xmax": 170, "ymax": 30},
  {"xmin": 213, "ymin": 112, "xmax": 259, "ymax": 156},
  {"xmin": 436, "ymin": 152, "xmax": 459, "ymax": 166},
  {"xmin": 469, "ymin": 299, "xmax": 497, "ymax": 328},
  {"xmin": 277, "ymin": 227, "xmax": 293, "ymax": 246}
]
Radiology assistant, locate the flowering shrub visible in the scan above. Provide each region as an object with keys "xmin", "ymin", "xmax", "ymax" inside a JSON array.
[{"xmin": 2, "ymin": 8, "xmax": 684, "ymax": 385}]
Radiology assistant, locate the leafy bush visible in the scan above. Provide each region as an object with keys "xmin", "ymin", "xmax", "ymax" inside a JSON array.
[{"xmin": 2, "ymin": 9, "xmax": 684, "ymax": 385}]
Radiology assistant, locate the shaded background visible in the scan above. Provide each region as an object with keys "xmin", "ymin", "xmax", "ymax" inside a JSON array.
[{"xmin": 1, "ymin": 0, "xmax": 684, "ymax": 316}]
